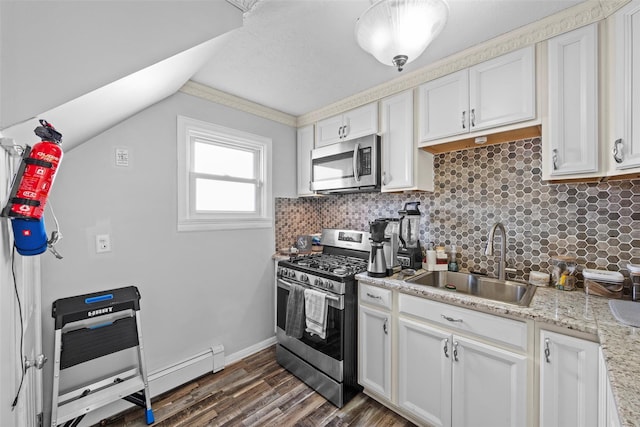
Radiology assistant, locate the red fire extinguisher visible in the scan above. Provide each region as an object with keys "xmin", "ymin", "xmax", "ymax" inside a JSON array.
[{"xmin": 4, "ymin": 120, "xmax": 63, "ymax": 220}]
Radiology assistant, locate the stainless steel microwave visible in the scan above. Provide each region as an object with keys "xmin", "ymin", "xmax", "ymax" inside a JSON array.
[{"xmin": 310, "ymin": 134, "xmax": 380, "ymax": 194}]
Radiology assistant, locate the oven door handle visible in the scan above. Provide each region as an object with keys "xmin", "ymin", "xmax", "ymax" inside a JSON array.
[{"xmin": 277, "ymin": 277, "xmax": 344, "ymax": 309}]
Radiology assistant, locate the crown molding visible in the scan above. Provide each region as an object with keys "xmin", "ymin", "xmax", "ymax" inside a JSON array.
[
  {"xmin": 180, "ymin": 81, "xmax": 297, "ymax": 128},
  {"xmin": 296, "ymin": 0, "xmax": 631, "ymax": 127}
]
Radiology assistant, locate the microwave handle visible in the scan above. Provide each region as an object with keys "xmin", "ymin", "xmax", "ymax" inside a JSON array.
[{"xmin": 353, "ymin": 142, "xmax": 360, "ymax": 182}]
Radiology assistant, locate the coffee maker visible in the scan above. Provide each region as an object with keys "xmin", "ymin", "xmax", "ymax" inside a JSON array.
[
  {"xmin": 380, "ymin": 218, "xmax": 400, "ymax": 276},
  {"xmin": 397, "ymin": 202, "xmax": 423, "ymax": 270},
  {"xmin": 368, "ymin": 219, "xmax": 388, "ymax": 277}
]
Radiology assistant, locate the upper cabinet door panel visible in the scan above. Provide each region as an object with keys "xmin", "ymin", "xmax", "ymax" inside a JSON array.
[
  {"xmin": 381, "ymin": 90, "xmax": 414, "ymax": 191},
  {"xmin": 418, "ymin": 69, "xmax": 469, "ymax": 142},
  {"xmin": 316, "ymin": 115, "xmax": 345, "ymax": 147},
  {"xmin": 344, "ymin": 103, "xmax": 379, "ymax": 141},
  {"xmin": 469, "ymin": 46, "xmax": 536, "ymax": 131},
  {"xmin": 547, "ymin": 24, "xmax": 599, "ymax": 177},
  {"xmin": 613, "ymin": 0, "xmax": 640, "ymax": 170},
  {"xmin": 315, "ymin": 103, "xmax": 378, "ymax": 148},
  {"xmin": 296, "ymin": 125, "xmax": 315, "ymax": 197}
]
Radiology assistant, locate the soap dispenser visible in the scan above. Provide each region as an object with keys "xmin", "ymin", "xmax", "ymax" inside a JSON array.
[{"xmin": 448, "ymin": 245, "xmax": 459, "ymax": 272}]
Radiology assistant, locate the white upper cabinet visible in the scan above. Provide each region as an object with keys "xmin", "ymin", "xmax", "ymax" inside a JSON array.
[
  {"xmin": 469, "ymin": 47, "xmax": 536, "ymax": 131},
  {"xmin": 419, "ymin": 46, "xmax": 536, "ymax": 145},
  {"xmin": 544, "ymin": 23, "xmax": 599, "ymax": 179},
  {"xmin": 610, "ymin": 0, "xmax": 640, "ymax": 172},
  {"xmin": 418, "ymin": 69, "xmax": 469, "ymax": 141},
  {"xmin": 296, "ymin": 125, "xmax": 315, "ymax": 197},
  {"xmin": 381, "ymin": 90, "xmax": 434, "ymax": 192},
  {"xmin": 315, "ymin": 102, "xmax": 378, "ymax": 147}
]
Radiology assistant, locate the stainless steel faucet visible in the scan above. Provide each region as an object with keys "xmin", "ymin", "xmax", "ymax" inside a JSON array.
[{"xmin": 484, "ymin": 222, "xmax": 507, "ymax": 280}]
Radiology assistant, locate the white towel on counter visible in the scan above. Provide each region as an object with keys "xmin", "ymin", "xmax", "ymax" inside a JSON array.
[{"xmin": 304, "ymin": 288, "xmax": 328, "ymax": 339}]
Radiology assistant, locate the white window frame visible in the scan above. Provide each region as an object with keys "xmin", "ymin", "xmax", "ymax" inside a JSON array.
[{"xmin": 177, "ymin": 115, "xmax": 272, "ymax": 231}]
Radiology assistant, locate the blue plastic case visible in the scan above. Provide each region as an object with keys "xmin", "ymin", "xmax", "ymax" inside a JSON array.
[{"xmin": 12, "ymin": 218, "xmax": 47, "ymax": 255}]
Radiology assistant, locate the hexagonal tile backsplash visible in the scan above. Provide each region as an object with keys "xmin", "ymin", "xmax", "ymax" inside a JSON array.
[{"xmin": 275, "ymin": 138, "xmax": 640, "ymax": 281}]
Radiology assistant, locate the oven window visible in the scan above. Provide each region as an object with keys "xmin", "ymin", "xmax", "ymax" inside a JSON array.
[{"xmin": 277, "ymin": 286, "xmax": 344, "ymax": 361}]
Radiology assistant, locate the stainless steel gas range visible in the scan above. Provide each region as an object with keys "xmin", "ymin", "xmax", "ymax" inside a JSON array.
[{"xmin": 276, "ymin": 229, "xmax": 370, "ymax": 407}]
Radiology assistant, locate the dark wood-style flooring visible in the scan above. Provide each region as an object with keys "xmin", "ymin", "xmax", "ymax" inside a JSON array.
[{"xmin": 97, "ymin": 345, "xmax": 416, "ymax": 427}]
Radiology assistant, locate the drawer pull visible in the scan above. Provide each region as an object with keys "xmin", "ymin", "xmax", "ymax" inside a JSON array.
[
  {"xmin": 441, "ymin": 314, "xmax": 463, "ymax": 323},
  {"xmin": 544, "ymin": 338, "xmax": 551, "ymax": 363},
  {"xmin": 366, "ymin": 293, "xmax": 382, "ymax": 300}
]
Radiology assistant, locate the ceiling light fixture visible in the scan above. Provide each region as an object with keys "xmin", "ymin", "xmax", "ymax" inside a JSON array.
[{"xmin": 355, "ymin": 0, "xmax": 449, "ymax": 72}]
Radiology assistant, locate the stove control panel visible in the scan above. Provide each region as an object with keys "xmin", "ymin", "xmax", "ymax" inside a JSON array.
[{"xmin": 277, "ymin": 267, "xmax": 344, "ymax": 294}]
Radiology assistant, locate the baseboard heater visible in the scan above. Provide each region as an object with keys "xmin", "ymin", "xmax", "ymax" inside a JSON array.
[{"xmin": 148, "ymin": 344, "xmax": 225, "ymax": 394}]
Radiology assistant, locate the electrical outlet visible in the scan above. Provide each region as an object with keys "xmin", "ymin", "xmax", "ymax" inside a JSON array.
[{"xmin": 95, "ymin": 234, "xmax": 111, "ymax": 253}]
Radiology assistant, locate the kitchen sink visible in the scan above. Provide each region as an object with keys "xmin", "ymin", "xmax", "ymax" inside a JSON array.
[{"xmin": 405, "ymin": 271, "xmax": 536, "ymax": 307}]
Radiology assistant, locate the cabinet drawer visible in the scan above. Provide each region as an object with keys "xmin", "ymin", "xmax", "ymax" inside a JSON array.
[
  {"xmin": 360, "ymin": 283, "xmax": 392, "ymax": 310},
  {"xmin": 398, "ymin": 293, "xmax": 527, "ymax": 352}
]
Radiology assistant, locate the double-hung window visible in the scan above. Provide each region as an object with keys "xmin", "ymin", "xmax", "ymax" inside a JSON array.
[{"xmin": 177, "ymin": 116, "xmax": 272, "ymax": 231}]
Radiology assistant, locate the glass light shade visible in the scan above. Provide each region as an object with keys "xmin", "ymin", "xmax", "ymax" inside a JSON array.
[{"xmin": 355, "ymin": 0, "xmax": 449, "ymax": 71}]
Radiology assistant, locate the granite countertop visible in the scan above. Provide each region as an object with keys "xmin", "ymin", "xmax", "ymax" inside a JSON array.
[{"xmin": 356, "ymin": 271, "xmax": 640, "ymax": 427}]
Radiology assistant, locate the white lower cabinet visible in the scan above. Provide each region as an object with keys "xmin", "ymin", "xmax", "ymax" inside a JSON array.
[
  {"xmin": 539, "ymin": 329, "xmax": 599, "ymax": 427},
  {"xmin": 598, "ymin": 347, "xmax": 621, "ymax": 427},
  {"xmin": 359, "ymin": 301, "xmax": 392, "ymax": 400},
  {"xmin": 358, "ymin": 282, "xmax": 612, "ymax": 427},
  {"xmin": 398, "ymin": 316, "xmax": 527, "ymax": 427},
  {"xmin": 398, "ymin": 318, "xmax": 451, "ymax": 427},
  {"xmin": 451, "ymin": 335, "xmax": 527, "ymax": 427},
  {"xmin": 358, "ymin": 283, "xmax": 530, "ymax": 427}
]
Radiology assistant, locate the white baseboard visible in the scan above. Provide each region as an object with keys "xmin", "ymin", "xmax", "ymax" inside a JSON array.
[{"xmin": 224, "ymin": 336, "xmax": 277, "ymax": 366}]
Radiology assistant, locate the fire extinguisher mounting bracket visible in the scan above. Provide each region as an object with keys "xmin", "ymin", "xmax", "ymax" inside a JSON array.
[{"xmin": 0, "ymin": 138, "xmax": 26, "ymax": 157}]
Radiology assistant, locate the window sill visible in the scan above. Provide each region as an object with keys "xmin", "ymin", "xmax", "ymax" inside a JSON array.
[{"xmin": 177, "ymin": 218, "xmax": 273, "ymax": 232}]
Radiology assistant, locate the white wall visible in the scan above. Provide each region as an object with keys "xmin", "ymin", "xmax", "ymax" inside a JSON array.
[{"xmin": 39, "ymin": 91, "xmax": 296, "ymax": 422}]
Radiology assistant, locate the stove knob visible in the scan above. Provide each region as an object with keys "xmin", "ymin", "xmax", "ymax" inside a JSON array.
[
  {"xmin": 327, "ymin": 282, "xmax": 334, "ymax": 289},
  {"xmin": 300, "ymin": 274, "xmax": 309, "ymax": 283},
  {"xmin": 288, "ymin": 270, "xmax": 296, "ymax": 279},
  {"xmin": 315, "ymin": 278, "xmax": 323, "ymax": 287}
]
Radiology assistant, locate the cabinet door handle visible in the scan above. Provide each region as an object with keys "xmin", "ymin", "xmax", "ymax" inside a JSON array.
[
  {"xmin": 544, "ymin": 338, "xmax": 551, "ymax": 363},
  {"xmin": 443, "ymin": 338, "xmax": 449, "ymax": 358},
  {"xmin": 383, "ymin": 318, "xmax": 388, "ymax": 335},
  {"xmin": 613, "ymin": 139, "xmax": 624, "ymax": 164},
  {"xmin": 453, "ymin": 341, "xmax": 459, "ymax": 361},
  {"xmin": 382, "ymin": 171, "xmax": 387, "ymax": 186},
  {"xmin": 470, "ymin": 108, "xmax": 476, "ymax": 127},
  {"xmin": 441, "ymin": 314, "xmax": 463, "ymax": 323},
  {"xmin": 339, "ymin": 126, "xmax": 344, "ymax": 138},
  {"xmin": 552, "ymin": 148, "xmax": 558, "ymax": 170},
  {"xmin": 461, "ymin": 111, "xmax": 466, "ymax": 129}
]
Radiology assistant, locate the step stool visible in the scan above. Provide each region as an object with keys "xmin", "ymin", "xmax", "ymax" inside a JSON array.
[{"xmin": 50, "ymin": 286, "xmax": 154, "ymax": 427}]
